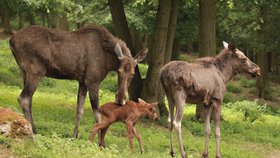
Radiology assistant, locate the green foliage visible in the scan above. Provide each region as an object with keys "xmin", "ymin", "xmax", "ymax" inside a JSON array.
[
  {"xmin": 226, "ymin": 82, "xmax": 241, "ymax": 93},
  {"xmin": 0, "ymin": 135, "xmax": 12, "ymax": 148},
  {"xmin": 239, "ymin": 76, "xmax": 256, "ymax": 88},
  {"xmin": 225, "ymin": 100, "xmax": 268, "ymax": 122}
]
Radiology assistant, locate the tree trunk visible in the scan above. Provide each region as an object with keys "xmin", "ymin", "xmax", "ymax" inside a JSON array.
[
  {"xmin": 271, "ymin": 53, "xmax": 279, "ymax": 75},
  {"xmin": 171, "ymin": 37, "xmax": 180, "ymax": 60},
  {"xmin": 198, "ymin": 0, "xmax": 216, "ymax": 57},
  {"xmin": 156, "ymin": 0, "xmax": 179, "ymax": 116},
  {"xmin": 141, "ymin": 0, "xmax": 172, "ymax": 112},
  {"xmin": 18, "ymin": 13, "xmax": 24, "ymax": 30},
  {"xmin": 2, "ymin": 8, "xmax": 12, "ymax": 34},
  {"xmin": 41, "ymin": 13, "xmax": 46, "ymax": 26},
  {"xmin": 256, "ymin": 4, "xmax": 270, "ymax": 100},
  {"xmin": 131, "ymin": 30, "xmax": 145, "ymax": 54},
  {"xmin": 196, "ymin": 0, "xmax": 216, "ymax": 119},
  {"xmin": 164, "ymin": 0, "xmax": 179, "ymax": 63},
  {"xmin": 28, "ymin": 13, "xmax": 35, "ymax": 25},
  {"xmin": 56, "ymin": 14, "xmax": 68, "ymax": 31},
  {"xmin": 256, "ymin": 52, "xmax": 269, "ymax": 99},
  {"xmin": 108, "ymin": 0, "xmax": 144, "ymax": 102}
]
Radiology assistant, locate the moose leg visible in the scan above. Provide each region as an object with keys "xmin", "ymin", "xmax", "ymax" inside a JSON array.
[
  {"xmin": 213, "ymin": 100, "xmax": 222, "ymax": 158},
  {"xmin": 18, "ymin": 73, "xmax": 41, "ymax": 134},
  {"xmin": 126, "ymin": 122, "xmax": 134, "ymax": 154},
  {"xmin": 73, "ymin": 82, "xmax": 87, "ymax": 138},
  {"xmin": 132, "ymin": 126, "xmax": 143, "ymax": 154},
  {"xmin": 203, "ymin": 105, "xmax": 211, "ymax": 158},
  {"xmin": 167, "ymin": 94, "xmax": 175, "ymax": 157},
  {"xmin": 173, "ymin": 91, "xmax": 187, "ymax": 158},
  {"xmin": 87, "ymin": 82, "xmax": 102, "ymax": 141}
]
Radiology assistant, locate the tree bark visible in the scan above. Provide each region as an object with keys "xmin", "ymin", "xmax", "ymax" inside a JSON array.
[
  {"xmin": 18, "ymin": 13, "xmax": 24, "ymax": 30},
  {"xmin": 198, "ymin": 0, "xmax": 216, "ymax": 57},
  {"xmin": 196, "ymin": 0, "xmax": 216, "ymax": 120},
  {"xmin": 256, "ymin": 52, "xmax": 269, "ymax": 98},
  {"xmin": 28, "ymin": 13, "xmax": 35, "ymax": 25},
  {"xmin": 256, "ymin": 4, "xmax": 270, "ymax": 99},
  {"xmin": 156, "ymin": 0, "xmax": 179, "ymax": 116},
  {"xmin": 141, "ymin": 0, "xmax": 172, "ymax": 113},
  {"xmin": 171, "ymin": 37, "xmax": 180, "ymax": 60},
  {"xmin": 108, "ymin": 0, "xmax": 144, "ymax": 102},
  {"xmin": 56, "ymin": 14, "xmax": 68, "ymax": 31},
  {"xmin": 2, "ymin": 7, "xmax": 12, "ymax": 34},
  {"xmin": 271, "ymin": 53, "xmax": 279, "ymax": 75}
]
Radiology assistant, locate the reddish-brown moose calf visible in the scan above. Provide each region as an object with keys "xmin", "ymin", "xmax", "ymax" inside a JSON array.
[{"xmin": 89, "ymin": 99, "xmax": 158, "ymax": 154}]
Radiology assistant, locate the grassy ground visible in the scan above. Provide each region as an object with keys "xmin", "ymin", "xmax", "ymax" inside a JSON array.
[{"xmin": 0, "ymin": 39, "xmax": 280, "ymax": 158}]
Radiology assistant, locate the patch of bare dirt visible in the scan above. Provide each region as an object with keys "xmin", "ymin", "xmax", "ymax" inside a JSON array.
[{"xmin": 240, "ymin": 141, "xmax": 280, "ymax": 158}]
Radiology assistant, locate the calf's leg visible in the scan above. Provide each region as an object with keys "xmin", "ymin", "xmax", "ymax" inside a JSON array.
[
  {"xmin": 99, "ymin": 126, "xmax": 109, "ymax": 148},
  {"xmin": 203, "ymin": 105, "xmax": 211, "ymax": 158},
  {"xmin": 166, "ymin": 94, "xmax": 175, "ymax": 157},
  {"xmin": 73, "ymin": 82, "xmax": 87, "ymax": 138},
  {"xmin": 213, "ymin": 100, "xmax": 222, "ymax": 158},
  {"xmin": 173, "ymin": 90, "xmax": 187, "ymax": 158},
  {"xmin": 126, "ymin": 122, "xmax": 134, "ymax": 153},
  {"xmin": 89, "ymin": 121, "xmax": 110, "ymax": 143},
  {"xmin": 132, "ymin": 126, "xmax": 143, "ymax": 154}
]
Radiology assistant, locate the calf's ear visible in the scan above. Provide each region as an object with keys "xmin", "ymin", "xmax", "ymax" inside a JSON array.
[
  {"xmin": 134, "ymin": 48, "xmax": 148, "ymax": 64},
  {"xmin": 138, "ymin": 98, "xmax": 146, "ymax": 103},
  {"xmin": 223, "ymin": 41, "xmax": 229, "ymax": 48}
]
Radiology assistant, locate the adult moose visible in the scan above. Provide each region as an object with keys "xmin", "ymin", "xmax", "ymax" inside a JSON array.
[
  {"xmin": 160, "ymin": 42, "xmax": 260, "ymax": 158},
  {"xmin": 9, "ymin": 25, "xmax": 148, "ymax": 137}
]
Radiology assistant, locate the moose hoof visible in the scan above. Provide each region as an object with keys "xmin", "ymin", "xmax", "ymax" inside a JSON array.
[
  {"xmin": 170, "ymin": 151, "xmax": 175, "ymax": 157},
  {"xmin": 202, "ymin": 152, "xmax": 208, "ymax": 158}
]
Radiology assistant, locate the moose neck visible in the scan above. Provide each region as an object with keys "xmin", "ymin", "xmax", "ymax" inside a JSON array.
[{"xmin": 214, "ymin": 51, "xmax": 237, "ymax": 83}]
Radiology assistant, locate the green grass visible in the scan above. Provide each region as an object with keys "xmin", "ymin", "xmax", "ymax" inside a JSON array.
[{"xmin": 1, "ymin": 40, "xmax": 280, "ymax": 157}]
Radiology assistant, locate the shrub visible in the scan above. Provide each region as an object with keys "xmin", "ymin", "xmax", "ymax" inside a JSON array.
[
  {"xmin": 226, "ymin": 82, "xmax": 241, "ymax": 93},
  {"xmin": 239, "ymin": 76, "xmax": 256, "ymax": 88},
  {"xmin": 225, "ymin": 101, "xmax": 268, "ymax": 122}
]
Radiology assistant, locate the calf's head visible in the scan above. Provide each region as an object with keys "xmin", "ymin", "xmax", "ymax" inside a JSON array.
[
  {"xmin": 114, "ymin": 43, "xmax": 148, "ymax": 105},
  {"xmin": 137, "ymin": 98, "xmax": 158, "ymax": 121},
  {"xmin": 223, "ymin": 41, "xmax": 261, "ymax": 78}
]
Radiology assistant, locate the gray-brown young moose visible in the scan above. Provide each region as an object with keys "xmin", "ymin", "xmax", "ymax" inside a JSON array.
[
  {"xmin": 160, "ymin": 42, "xmax": 261, "ymax": 158},
  {"xmin": 89, "ymin": 99, "xmax": 158, "ymax": 154},
  {"xmin": 9, "ymin": 25, "xmax": 148, "ymax": 137}
]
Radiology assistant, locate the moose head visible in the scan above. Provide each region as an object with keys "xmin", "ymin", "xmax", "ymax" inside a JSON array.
[{"xmin": 114, "ymin": 43, "xmax": 148, "ymax": 105}]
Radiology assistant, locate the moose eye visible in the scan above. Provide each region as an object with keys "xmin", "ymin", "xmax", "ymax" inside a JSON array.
[{"xmin": 241, "ymin": 58, "xmax": 247, "ymax": 63}]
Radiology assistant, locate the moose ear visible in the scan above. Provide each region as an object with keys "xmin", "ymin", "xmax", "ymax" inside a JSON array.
[
  {"xmin": 223, "ymin": 41, "xmax": 228, "ymax": 49},
  {"xmin": 138, "ymin": 98, "xmax": 146, "ymax": 103},
  {"xmin": 115, "ymin": 42, "xmax": 124, "ymax": 59},
  {"xmin": 134, "ymin": 48, "xmax": 148, "ymax": 64}
]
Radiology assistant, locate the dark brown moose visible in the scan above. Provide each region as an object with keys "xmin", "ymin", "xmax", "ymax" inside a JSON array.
[
  {"xmin": 9, "ymin": 25, "xmax": 148, "ymax": 137},
  {"xmin": 89, "ymin": 99, "xmax": 158, "ymax": 154},
  {"xmin": 160, "ymin": 41, "xmax": 260, "ymax": 158}
]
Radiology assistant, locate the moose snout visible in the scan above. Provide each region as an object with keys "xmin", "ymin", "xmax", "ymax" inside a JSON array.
[
  {"xmin": 252, "ymin": 67, "xmax": 261, "ymax": 77},
  {"xmin": 115, "ymin": 98, "xmax": 125, "ymax": 106}
]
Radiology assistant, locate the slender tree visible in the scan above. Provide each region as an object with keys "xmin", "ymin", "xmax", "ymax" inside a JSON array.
[
  {"xmin": 108, "ymin": 0, "xmax": 144, "ymax": 101},
  {"xmin": 256, "ymin": 4, "xmax": 269, "ymax": 99},
  {"xmin": 196, "ymin": 0, "xmax": 216, "ymax": 119},
  {"xmin": 141, "ymin": 0, "xmax": 172, "ymax": 115},
  {"xmin": 158, "ymin": 0, "xmax": 179, "ymax": 116}
]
